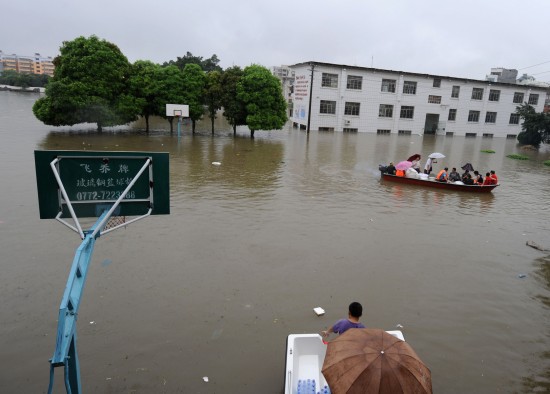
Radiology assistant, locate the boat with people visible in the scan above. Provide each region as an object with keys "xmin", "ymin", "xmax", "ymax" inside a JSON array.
[
  {"xmin": 284, "ymin": 330, "xmax": 406, "ymax": 394},
  {"xmin": 379, "ymin": 152, "xmax": 499, "ymax": 193},
  {"xmin": 379, "ymin": 167, "xmax": 499, "ymax": 193}
]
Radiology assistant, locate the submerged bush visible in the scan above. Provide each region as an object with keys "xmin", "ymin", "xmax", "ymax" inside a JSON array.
[
  {"xmin": 481, "ymin": 149, "xmax": 495, "ymax": 153},
  {"xmin": 507, "ymin": 154, "xmax": 529, "ymax": 160},
  {"xmin": 544, "ymin": 160, "xmax": 550, "ymax": 167}
]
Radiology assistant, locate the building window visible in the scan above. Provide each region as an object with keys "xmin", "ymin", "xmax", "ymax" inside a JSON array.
[
  {"xmin": 377, "ymin": 129, "xmax": 391, "ymax": 135},
  {"xmin": 347, "ymin": 75, "xmax": 362, "ymax": 90},
  {"xmin": 398, "ymin": 106, "xmax": 413, "ymax": 119},
  {"xmin": 379, "ymin": 104, "xmax": 393, "ymax": 117},
  {"xmin": 344, "ymin": 102, "xmax": 361, "ymax": 116},
  {"xmin": 343, "ymin": 128, "xmax": 358, "ymax": 133},
  {"xmin": 320, "ymin": 100, "xmax": 336, "ymax": 114},
  {"xmin": 318, "ymin": 127, "xmax": 335, "ymax": 131},
  {"xmin": 513, "ymin": 92, "xmax": 524, "ymax": 103},
  {"xmin": 433, "ymin": 78, "xmax": 441, "ymax": 87},
  {"xmin": 381, "ymin": 79, "xmax": 396, "ymax": 93},
  {"xmin": 451, "ymin": 86, "xmax": 460, "ymax": 98},
  {"xmin": 468, "ymin": 110, "xmax": 480, "ymax": 122},
  {"xmin": 321, "ymin": 73, "xmax": 338, "ymax": 88},
  {"xmin": 465, "ymin": 133, "xmax": 477, "ymax": 137},
  {"xmin": 528, "ymin": 94, "xmax": 539, "ymax": 105},
  {"xmin": 471, "ymin": 88, "xmax": 484, "ymax": 100},
  {"xmin": 428, "ymin": 95, "xmax": 442, "ymax": 104},
  {"xmin": 446, "ymin": 132, "xmax": 454, "ymax": 136},
  {"xmin": 398, "ymin": 130, "xmax": 412, "ymax": 135},
  {"xmin": 509, "ymin": 113, "xmax": 520, "ymax": 124},
  {"xmin": 507, "ymin": 134, "xmax": 517, "ymax": 139},
  {"xmin": 403, "ymin": 81, "xmax": 417, "ymax": 94},
  {"xmin": 485, "ymin": 112, "xmax": 497, "ymax": 123},
  {"xmin": 483, "ymin": 133, "xmax": 494, "ymax": 138},
  {"xmin": 489, "ymin": 89, "xmax": 500, "ymax": 102},
  {"xmin": 448, "ymin": 109, "xmax": 457, "ymax": 121}
]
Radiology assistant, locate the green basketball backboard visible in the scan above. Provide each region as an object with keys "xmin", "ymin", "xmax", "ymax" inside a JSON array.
[{"xmin": 35, "ymin": 150, "xmax": 170, "ymax": 219}]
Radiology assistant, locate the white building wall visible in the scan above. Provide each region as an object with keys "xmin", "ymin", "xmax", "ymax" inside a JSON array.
[{"xmin": 290, "ymin": 62, "xmax": 546, "ymax": 138}]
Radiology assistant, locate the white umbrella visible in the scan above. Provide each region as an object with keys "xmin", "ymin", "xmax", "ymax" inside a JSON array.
[{"xmin": 428, "ymin": 152, "xmax": 445, "ymax": 159}]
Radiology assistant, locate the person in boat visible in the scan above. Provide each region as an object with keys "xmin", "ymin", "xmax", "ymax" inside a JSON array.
[
  {"xmin": 463, "ymin": 173, "xmax": 474, "ymax": 185},
  {"xmin": 436, "ymin": 167, "xmax": 448, "ymax": 182},
  {"xmin": 473, "ymin": 171, "xmax": 483, "ymax": 185},
  {"xmin": 482, "ymin": 172, "xmax": 496, "ymax": 186},
  {"xmin": 424, "ymin": 157, "xmax": 434, "ymax": 174},
  {"xmin": 448, "ymin": 167, "xmax": 461, "ymax": 182},
  {"xmin": 411, "ymin": 158, "xmax": 421, "ymax": 173},
  {"xmin": 321, "ymin": 302, "xmax": 365, "ymax": 338},
  {"xmin": 490, "ymin": 170, "xmax": 498, "ymax": 183},
  {"xmin": 461, "ymin": 169, "xmax": 470, "ymax": 181},
  {"xmin": 386, "ymin": 162, "xmax": 396, "ymax": 175}
]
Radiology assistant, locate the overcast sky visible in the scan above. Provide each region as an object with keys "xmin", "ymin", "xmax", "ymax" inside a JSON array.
[{"xmin": 3, "ymin": 0, "xmax": 550, "ymax": 81}]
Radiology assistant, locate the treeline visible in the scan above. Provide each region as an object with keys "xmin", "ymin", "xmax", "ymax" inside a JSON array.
[
  {"xmin": 0, "ymin": 70, "xmax": 50, "ymax": 88},
  {"xmin": 32, "ymin": 35, "xmax": 287, "ymax": 137}
]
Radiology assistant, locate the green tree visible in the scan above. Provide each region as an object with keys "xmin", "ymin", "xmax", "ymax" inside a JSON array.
[
  {"xmin": 181, "ymin": 63, "xmax": 206, "ymax": 133},
  {"xmin": 204, "ymin": 70, "xmax": 223, "ymax": 134},
  {"xmin": 164, "ymin": 52, "xmax": 222, "ymax": 73},
  {"xmin": 0, "ymin": 70, "xmax": 50, "ymax": 88},
  {"xmin": 237, "ymin": 64, "xmax": 288, "ymax": 138},
  {"xmin": 202, "ymin": 54, "xmax": 223, "ymax": 73},
  {"xmin": 33, "ymin": 35, "xmax": 138, "ymax": 131},
  {"xmin": 220, "ymin": 66, "xmax": 247, "ymax": 135},
  {"xmin": 516, "ymin": 103, "xmax": 550, "ymax": 146},
  {"xmin": 157, "ymin": 65, "xmax": 187, "ymax": 132},
  {"xmin": 127, "ymin": 60, "xmax": 161, "ymax": 133}
]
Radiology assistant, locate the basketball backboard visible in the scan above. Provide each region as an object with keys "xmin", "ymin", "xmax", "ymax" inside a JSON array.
[
  {"xmin": 35, "ymin": 150, "xmax": 170, "ymax": 219},
  {"xmin": 166, "ymin": 104, "xmax": 189, "ymax": 117}
]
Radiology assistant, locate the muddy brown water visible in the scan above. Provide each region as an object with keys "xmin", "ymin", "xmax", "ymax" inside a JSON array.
[{"xmin": 0, "ymin": 91, "xmax": 549, "ymax": 393}]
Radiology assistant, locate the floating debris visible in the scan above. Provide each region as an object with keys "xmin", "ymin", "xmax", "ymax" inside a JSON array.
[{"xmin": 313, "ymin": 307, "xmax": 325, "ymax": 316}]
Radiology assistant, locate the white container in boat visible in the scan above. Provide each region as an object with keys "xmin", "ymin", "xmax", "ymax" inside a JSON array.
[{"xmin": 419, "ymin": 173, "xmax": 428, "ymax": 180}]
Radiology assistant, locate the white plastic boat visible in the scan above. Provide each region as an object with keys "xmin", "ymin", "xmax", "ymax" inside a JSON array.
[{"xmin": 284, "ymin": 331, "xmax": 405, "ymax": 394}]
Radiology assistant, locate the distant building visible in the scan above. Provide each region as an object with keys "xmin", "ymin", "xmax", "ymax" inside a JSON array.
[
  {"xmin": 485, "ymin": 67, "xmax": 518, "ymax": 83},
  {"xmin": 272, "ymin": 65, "xmax": 295, "ymax": 117},
  {"xmin": 0, "ymin": 51, "xmax": 55, "ymax": 76},
  {"xmin": 289, "ymin": 61, "xmax": 547, "ymax": 138}
]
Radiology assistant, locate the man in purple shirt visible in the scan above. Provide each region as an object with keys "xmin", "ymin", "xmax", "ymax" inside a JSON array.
[{"xmin": 321, "ymin": 302, "xmax": 365, "ymax": 339}]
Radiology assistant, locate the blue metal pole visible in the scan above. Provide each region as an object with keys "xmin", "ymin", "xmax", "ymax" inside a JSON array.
[
  {"xmin": 177, "ymin": 116, "xmax": 181, "ymax": 139},
  {"xmin": 47, "ymin": 211, "xmax": 109, "ymax": 394}
]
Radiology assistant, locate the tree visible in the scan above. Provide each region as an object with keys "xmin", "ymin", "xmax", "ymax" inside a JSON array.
[
  {"xmin": 516, "ymin": 103, "xmax": 550, "ymax": 146},
  {"xmin": 0, "ymin": 70, "xmax": 50, "ymax": 88},
  {"xmin": 163, "ymin": 52, "xmax": 222, "ymax": 73},
  {"xmin": 157, "ymin": 65, "xmax": 186, "ymax": 132},
  {"xmin": 237, "ymin": 64, "xmax": 288, "ymax": 138},
  {"xmin": 127, "ymin": 60, "xmax": 162, "ymax": 133},
  {"xmin": 220, "ymin": 66, "xmax": 247, "ymax": 135},
  {"xmin": 33, "ymin": 35, "xmax": 138, "ymax": 131},
  {"xmin": 181, "ymin": 63, "xmax": 206, "ymax": 133},
  {"xmin": 204, "ymin": 70, "xmax": 223, "ymax": 134}
]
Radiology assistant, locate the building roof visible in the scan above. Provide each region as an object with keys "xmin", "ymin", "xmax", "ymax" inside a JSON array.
[{"xmin": 290, "ymin": 61, "xmax": 548, "ymax": 91}]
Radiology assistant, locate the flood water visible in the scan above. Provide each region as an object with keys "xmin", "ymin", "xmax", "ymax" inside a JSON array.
[{"xmin": 0, "ymin": 90, "xmax": 549, "ymax": 393}]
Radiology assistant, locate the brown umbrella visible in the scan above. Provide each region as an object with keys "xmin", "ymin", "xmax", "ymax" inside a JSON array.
[{"xmin": 321, "ymin": 328, "xmax": 432, "ymax": 394}]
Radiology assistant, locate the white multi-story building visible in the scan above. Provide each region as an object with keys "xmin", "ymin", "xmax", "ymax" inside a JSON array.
[{"xmin": 289, "ymin": 61, "xmax": 547, "ymax": 138}]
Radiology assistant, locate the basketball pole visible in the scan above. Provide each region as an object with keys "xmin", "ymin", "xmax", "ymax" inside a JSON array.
[{"xmin": 47, "ymin": 210, "xmax": 109, "ymax": 394}]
